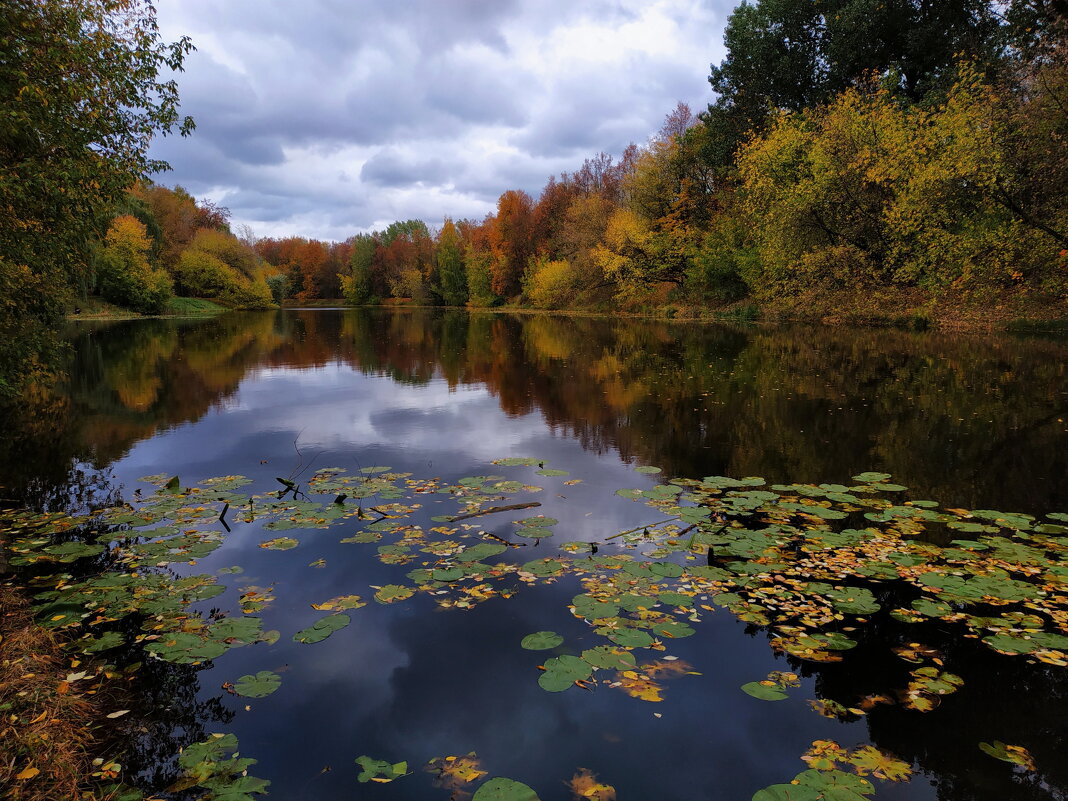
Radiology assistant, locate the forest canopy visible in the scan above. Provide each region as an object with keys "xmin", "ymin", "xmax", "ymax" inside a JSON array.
[{"xmin": 1, "ymin": 0, "xmax": 1066, "ymax": 396}]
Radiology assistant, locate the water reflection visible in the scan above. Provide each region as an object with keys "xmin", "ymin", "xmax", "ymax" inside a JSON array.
[
  {"xmin": 4, "ymin": 308, "xmax": 1067, "ymax": 514},
  {"xmin": 2, "ymin": 309, "xmax": 1067, "ymax": 801}
]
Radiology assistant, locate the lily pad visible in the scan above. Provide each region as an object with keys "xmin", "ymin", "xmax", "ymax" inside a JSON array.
[
  {"xmin": 356, "ymin": 755, "xmax": 408, "ymax": 782},
  {"xmin": 233, "ymin": 671, "xmax": 282, "ymax": 698},
  {"xmin": 741, "ymin": 681, "xmax": 789, "ymax": 701},
  {"xmin": 472, "ymin": 777, "xmax": 541, "ymax": 801},
  {"xmin": 293, "ymin": 613, "xmax": 350, "ymax": 644},
  {"xmin": 375, "ymin": 584, "xmax": 415, "ymax": 604},
  {"xmin": 521, "ymin": 631, "xmax": 564, "ymax": 650}
]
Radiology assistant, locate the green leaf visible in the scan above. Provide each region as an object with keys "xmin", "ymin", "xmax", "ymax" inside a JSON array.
[
  {"xmin": 635, "ymin": 465, "xmax": 662, "ymax": 474},
  {"xmin": 374, "ymin": 584, "xmax": 415, "ymax": 604},
  {"xmin": 852, "ymin": 472, "xmax": 892, "ymax": 483},
  {"xmin": 233, "ymin": 671, "xmax": 281, "ymax": 698},
  {"xmin": 741, "ymin": 681, "xmax": 788, "ymax": 701},
  {"xmin": 752, "ymin": 784, "xmax": 820, "ymax": 801},
  {"xmin": 606, "ymin": 628, "xmax": 655, "ymax": 648},
  {"xmin": 472, "ymin": 777, "xmax": 541, "ymax": 801},
  {"xmin": 432, "ymin": 567, "xmax": 465, "ymax": 582},
  {"xmin": 355, "ymin": 755, "xmax": 407, "ymax": 782},
  {"xmin": 581, "ymin": 646, "xmax": 637, "ymax": 670},
  {"xmin": 293, "ymin": 614, "xmax": 350, "ymax": 644},
  {"xmin": 77, "ymin": 630, "xmax": 125, "ymax": 653},
  {"xmin": 520, "ymin": 631, "xmax": 563, "ymax": 650},
  {"xmin": 572, "ymin": 594, "xmax": 619, "ymax": 620},
  {"xmin": 537, "ymin": 654, "xmax": 592, "ymax": 692}
]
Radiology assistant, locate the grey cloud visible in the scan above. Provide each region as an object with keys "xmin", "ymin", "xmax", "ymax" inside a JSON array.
[
  {"xmin": 149, "ymin": 0, "xmax": 734, "ymax": 239},
  {"xmin": 360, "ymin": 151, "xmax": 449, "ymax": 188}
]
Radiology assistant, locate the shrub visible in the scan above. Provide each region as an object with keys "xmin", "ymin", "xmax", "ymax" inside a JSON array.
[
  {"xmin": 95, "ymin": 215, "xmax": 173, "ymax": 313},
  {"xmin": 523, "ymin": 257, "xmax": 578, "ymax": 309}
]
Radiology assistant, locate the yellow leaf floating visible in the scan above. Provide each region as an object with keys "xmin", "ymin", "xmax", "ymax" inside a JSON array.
[
  {"xmin": 616, "ymin": 673, "xmax": 664, "ymax": 702},
  {"xmin": 426, "ymin": 752, "xmax": 488, "ymax": 787},
  {"xmin": 568, "ymin": 768, "xmax": 617, "ymax": 801},
  {"xmin": 849, "ymin": 745, "xmax": 912, "ymax": 781}
]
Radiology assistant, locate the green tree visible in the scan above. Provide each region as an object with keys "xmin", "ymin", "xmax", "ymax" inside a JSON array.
[
  {"xmin": 266, "ymin": 274, "xmax": 289, "ymax": 305},
  {"xmin": 703, "ymin": 0, "xmax": 1002, "ymax": 170},
  {"xmin": 0, "ymin": 0, "xmax": 194, "ymax": 395},
  {"xmin": 95, "ymin": 215, "xmax": 173, "ymax": 313},
  {"xmin": 435, "ymin": 219, "xmax": 467, "ymax": 306},
  {"xmin": 341, "ymin": 234, "xmax": 377, "ymax": 305}
]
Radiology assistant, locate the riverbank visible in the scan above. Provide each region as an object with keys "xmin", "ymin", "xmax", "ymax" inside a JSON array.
[
  {"xmin": 90, "ymin": 287, "xmax": 1068, "ymax": 334},
  {"xmin": 0, "ymin": 583, "xmax": 115, "ymax": 801},
  {"xmin": 66, "ymin": 297, "xmax": 228, "ymax": 321},
  {"xmin": 344, "ymin": 285, "xmax": 1068, "ymax": 334}
]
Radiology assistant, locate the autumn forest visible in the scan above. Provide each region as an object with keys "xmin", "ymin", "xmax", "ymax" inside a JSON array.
[{"xmin": 3, "ymin": 1, "xmax": 1068, "ymax": 399}]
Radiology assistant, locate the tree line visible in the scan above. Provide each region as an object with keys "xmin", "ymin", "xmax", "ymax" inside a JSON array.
[
  {"xmin": 324, "ymin": 1, "xmax": 1068, "ymax": 311},
  {"xmin": 2, "ymin": 0, "xmax": 1066, "ymax": 398}
]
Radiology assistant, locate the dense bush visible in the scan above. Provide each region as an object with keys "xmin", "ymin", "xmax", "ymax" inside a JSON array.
[{"xmin": 95, "ymin": 216, "xmax": 173, "ymax": 313}]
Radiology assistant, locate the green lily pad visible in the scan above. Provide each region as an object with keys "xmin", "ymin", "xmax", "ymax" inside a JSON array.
[
  {"xmin": 826, "ymin": 587, "xmax": 880, "ymax": 615},
  {"xmin": 606, "ymin": 628, "xmax": 655, "ymax": 648},
  {"xmin": 517, "ymin": 517, "xmax": 557, "ymax": 527},
  {"xmin": 571, "ymin": 594, "xmax": 619, "ymax": 620},
  {"xmin": 978, "ymin": 741, "xmax": 1034, "ymax": 768},
  {"xmin": 581, "ymin": 646, "xmax": 637, "ymax": 670},
  {"xmin": 355, "ymin": 755, "xmax": 407, "ymax": 782},
  {"xmin": 635, "ymin": 466, "xmax": 662, "ymax": 474},
  {"xmin": 293, "ymin": 614, "xmax": 350, "ymax": 644},
  {"xmin": 852, "ymin": 472, "xmax": 892, "ymax": 483},
  {"xmin": 432, "ymin": 567, "xmax": 465, "ymax": 582},
  {"xmin": 375, "ymin": 584, "xmax": 415, "ymax": 604},
  {"xmin": 457, "ymin": 543, "xmax": 507, "ymax": 562},
  {"xmin": 741, "ymin": 681, "xmax": 788, "ymax": 701},
  {"xmin": 520, "ymin": 631, "xmax": 564, "ymax": 651},
  {"xmin": 76, "ymin": 630, "xmax": 124, "ymax": 652},
  {"xmin": 649, "ymin": 561, "xmax": 684, "ymax": 578},
  {"xmin": 752, "ymin": 784, "xmax": 820, "ymax": 801},
  {"xmin": 233, "ymin": 670, "xmax": 282, "ymax": 698},
  {"xmin": 472, "ymin": 777, "xmax": 541, "ymax": 801},
  {"xmin": 520, "ymin": 558, "xmax": 567, "ymax": 576},
  {"xmin": 537, "ymin": 654, "xmax": 592, "ymax": 692}
]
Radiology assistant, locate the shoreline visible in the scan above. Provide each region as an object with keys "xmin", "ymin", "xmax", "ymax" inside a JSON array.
[{"xmin": 68, "ymin": 291, "xmax": 1068, "ymax": 334}]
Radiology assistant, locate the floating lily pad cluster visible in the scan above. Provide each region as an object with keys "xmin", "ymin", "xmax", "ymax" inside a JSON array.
[
  {"xmin": 3, "ymin": 460, "xmax": 1066, "ymax": 800},
  {"xmin": 168, "ymin": 733, "xmax": 270, "ymax": 801}
]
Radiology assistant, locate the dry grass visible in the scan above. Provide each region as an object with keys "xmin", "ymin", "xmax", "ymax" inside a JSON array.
[{"xmin": 0, "ymin": 583, "xmax": 105, "ymax": 801}]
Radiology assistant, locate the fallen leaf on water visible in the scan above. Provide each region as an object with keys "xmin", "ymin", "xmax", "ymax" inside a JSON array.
[
  {"xmin": 568, "ymin": 768, "xmax": 616, "ymax": 801},
  {"xmin": 427, "ymin": 752, "xmax": 488, "ymax": 787},
  {"xmin": 849, "ymin": 745, "xmax": 912, "ymax": 781},
  {"xmin": 979, "ymin": 741, "xmax": 1036, "ymax": 770}
]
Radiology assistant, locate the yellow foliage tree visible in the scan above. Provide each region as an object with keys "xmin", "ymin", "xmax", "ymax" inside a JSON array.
[{"xmin": 95, "ymin": 215, "xmax": 173, "ymax": 313}]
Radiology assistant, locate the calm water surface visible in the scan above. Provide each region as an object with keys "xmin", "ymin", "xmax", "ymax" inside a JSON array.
[{"xmin": 3, "ymin": 308, "xmax": 1067, "ymax": 801}]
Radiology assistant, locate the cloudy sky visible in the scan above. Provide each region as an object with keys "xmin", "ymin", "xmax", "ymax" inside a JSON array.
[{"xmin": 149, "ymin": 0, "xmax": 734, "ymax": 242}]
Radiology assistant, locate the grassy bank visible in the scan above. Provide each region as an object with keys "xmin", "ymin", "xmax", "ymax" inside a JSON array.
[
  {"xmin": 450, "ymin": 286, "xmax": 1067, "ymax": 333},
  {"xmin": 67, "ymin": 296, "xmax": 228, "ymax": 321},
  {"xmin": 280, "ymin": 298, "xmax": 348, "ymax": 308},
  {"xmin": 74, "ymin": 290, "xmax": 1068, "ymax": 334}
]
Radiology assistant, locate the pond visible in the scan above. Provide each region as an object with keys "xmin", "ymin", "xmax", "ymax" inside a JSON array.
[{"xmin": 2, "ymin": 308, "xmax": 1067, "ymax": 801}]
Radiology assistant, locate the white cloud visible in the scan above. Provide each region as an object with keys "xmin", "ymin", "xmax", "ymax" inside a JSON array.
[{"xmin": 149, "ymin": 0, "xmax": 733, "ymax": 240}]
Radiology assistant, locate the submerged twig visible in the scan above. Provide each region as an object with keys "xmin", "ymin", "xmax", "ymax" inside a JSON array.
[
  {"xmin": 605, "ymin": 517, "xmax": 680, "ymax": 541},
  {"xmin": 444, "ymin": 502, "xmax": 541, "ymax": 523}
]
